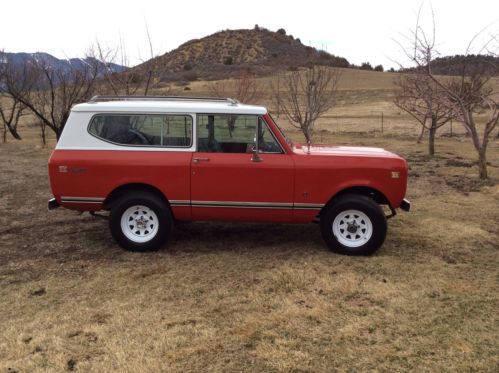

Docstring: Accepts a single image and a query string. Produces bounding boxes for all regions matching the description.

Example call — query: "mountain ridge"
[0,51,127,75]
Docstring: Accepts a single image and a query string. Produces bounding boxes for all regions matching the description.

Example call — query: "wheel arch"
[319,186,390,218]
[103,183,172,213]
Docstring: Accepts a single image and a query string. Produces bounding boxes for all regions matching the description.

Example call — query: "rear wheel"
[109,192,172,252]
[320,194,387,255]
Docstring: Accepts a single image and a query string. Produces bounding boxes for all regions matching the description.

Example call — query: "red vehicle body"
[48,96,410,255]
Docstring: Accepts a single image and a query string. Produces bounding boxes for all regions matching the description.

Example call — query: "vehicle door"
[190,114,294,222]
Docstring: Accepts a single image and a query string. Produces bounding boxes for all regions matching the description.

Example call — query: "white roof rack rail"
[88,95,239,105]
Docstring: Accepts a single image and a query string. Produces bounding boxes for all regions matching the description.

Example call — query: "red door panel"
[190,152,294,222]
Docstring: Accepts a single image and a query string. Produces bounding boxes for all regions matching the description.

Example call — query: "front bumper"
[400,198,411,212]
[48,197,60,210]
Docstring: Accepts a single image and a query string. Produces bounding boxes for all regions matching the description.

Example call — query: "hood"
[292,144,398,158]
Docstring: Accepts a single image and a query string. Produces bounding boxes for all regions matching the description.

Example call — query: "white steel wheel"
[332,209,373,248]
[120,205,159,243]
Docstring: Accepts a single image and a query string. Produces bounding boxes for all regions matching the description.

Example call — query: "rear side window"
[88,114,193,147]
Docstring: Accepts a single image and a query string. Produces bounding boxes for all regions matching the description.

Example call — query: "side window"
[197,114,257,153]
[258,117,283,154]
[88,114,192,147]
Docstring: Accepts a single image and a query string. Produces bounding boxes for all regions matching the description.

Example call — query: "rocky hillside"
[139,27,349,82]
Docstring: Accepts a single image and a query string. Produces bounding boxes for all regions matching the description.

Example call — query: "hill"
[402,54,499,76]
[139,27,349,82]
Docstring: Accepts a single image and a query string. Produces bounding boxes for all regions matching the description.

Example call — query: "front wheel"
[320,194,387,255]
[109,192,173,252]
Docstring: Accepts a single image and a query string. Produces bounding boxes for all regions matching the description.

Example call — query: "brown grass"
[1,69,498,372]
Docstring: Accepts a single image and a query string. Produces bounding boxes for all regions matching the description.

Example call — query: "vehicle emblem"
[71,167,87,173]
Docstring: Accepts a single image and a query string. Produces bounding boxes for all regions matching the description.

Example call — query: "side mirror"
[251,147,262,162]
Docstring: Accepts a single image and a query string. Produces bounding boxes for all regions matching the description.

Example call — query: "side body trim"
[171,200,324,210]
[61,198,324,210]
[61,196,105,204]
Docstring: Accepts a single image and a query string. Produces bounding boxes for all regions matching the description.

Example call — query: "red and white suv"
[48,96,410,255]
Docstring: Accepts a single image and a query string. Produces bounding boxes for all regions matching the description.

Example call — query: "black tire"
[109,192,173,252]
[320,194,387,255]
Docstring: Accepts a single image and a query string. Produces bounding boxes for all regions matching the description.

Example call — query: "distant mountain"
[137,27,350,82]
[0,51,127,76]
[402,54,498,76]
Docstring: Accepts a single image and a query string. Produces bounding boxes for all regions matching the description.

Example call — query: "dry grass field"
[1,69,498,372]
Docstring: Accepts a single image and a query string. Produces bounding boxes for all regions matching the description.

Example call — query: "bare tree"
[441,73,498,178]
[91,25,170,96]
[91,40,157,96]
[2,54,99,139]
[208,71,262,104]
[0,94,26,142]
[274,72,281,118]
[0,52,27,141]
[208,71,263,136]
[271,65,340,148]
[394,73,454,155]
[398,7,498,179]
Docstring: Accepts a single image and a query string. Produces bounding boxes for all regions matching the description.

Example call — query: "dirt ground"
[0,70,498,371]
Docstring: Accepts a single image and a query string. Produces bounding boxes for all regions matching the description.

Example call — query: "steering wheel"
[128,128,151,145]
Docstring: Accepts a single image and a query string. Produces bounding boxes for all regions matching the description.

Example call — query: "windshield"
[268,114,293,147]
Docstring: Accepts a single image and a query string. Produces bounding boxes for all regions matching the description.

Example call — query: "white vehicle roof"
[58,96,268,152]
[72,96,267,115]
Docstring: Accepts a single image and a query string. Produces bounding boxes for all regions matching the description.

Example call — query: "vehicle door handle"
[193,157,210,163]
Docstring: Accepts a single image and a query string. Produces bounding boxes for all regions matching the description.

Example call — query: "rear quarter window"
[88,114,193,147]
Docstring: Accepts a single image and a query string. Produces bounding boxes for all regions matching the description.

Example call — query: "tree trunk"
[3,124,22,141]
[428,123,436,156]
[467,115,490,180]
[11,130,21,140]
[227,117,236,138]
[417,126,425,143]
[10,127,22,140]
[40,123,47,145]
[303,127,312,154]
[478,149,488,180]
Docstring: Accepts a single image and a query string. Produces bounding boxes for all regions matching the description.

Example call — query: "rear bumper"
[400,198,411,212]
[48,197,60,210]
